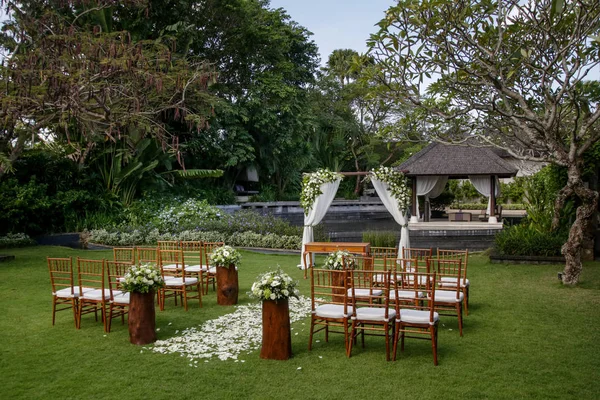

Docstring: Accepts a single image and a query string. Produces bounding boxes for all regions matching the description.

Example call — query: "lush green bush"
[362,231,398,247]
[0,233,37,249]
[498,177,526,204]
[494,224,567,257]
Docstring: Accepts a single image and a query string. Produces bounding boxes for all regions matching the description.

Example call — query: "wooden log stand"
[128,290,157,345]
[260,299,292,360]
[216,265,239,305]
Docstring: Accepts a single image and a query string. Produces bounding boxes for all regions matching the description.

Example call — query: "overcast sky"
[268,0,394,66]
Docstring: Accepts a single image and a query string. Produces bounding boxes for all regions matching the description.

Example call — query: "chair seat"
[440,277,470,287]
[164,277,199,286]
[397,309,439,325]
[53,287,94,298]
[208,267,216,274]
[186,265,202,273]
[313,304,353,319]
[353,307,396,322]
[434,290,465,303]
[112,292,130,304]
[162,263,180,270]
[390,290,425,300]
[348,288,384,297]
[81,288,112,301]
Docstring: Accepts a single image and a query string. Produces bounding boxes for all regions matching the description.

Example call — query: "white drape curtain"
[300,179,341,269]
[416,176,449,220]
[469,175,501,215]
[371,178,410,255]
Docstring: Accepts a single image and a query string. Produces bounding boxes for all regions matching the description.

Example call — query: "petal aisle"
[151,296,313,361]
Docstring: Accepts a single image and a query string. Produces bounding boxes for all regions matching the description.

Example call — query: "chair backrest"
[159,249,187,278]
[371,247,398,269]
[77,258,105,292]
[106,261,131,297]
[158,241,179,250]
[310,268,350,311]
[394,270,436,320]
[204,242,225,266]
[48,257,75,295]
[428,258,462,300]
[180,241,204,265]
[113,247,135,265]
[137,247,159,265]
[403,247,433,261]
[350,256,374,271]
[348,268,392,311]
[437,249,468,282]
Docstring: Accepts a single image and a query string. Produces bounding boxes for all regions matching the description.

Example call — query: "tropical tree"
[366,0,600,284]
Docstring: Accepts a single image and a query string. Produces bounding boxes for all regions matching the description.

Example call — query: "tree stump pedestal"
[260,299,292,360]
[128,290,157,345]
[216,265,239,305]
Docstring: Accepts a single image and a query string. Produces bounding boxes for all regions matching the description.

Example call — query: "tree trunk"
[260,299,292,360]
[557,164,599,285]
[216,265,239,305]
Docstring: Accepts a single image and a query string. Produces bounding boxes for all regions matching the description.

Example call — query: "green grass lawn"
[1,246,599,399]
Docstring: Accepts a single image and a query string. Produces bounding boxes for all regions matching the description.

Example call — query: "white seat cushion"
[186,265,201,273]
[313,304,353,319]
[164,277,199,286]
[162,263,180,270]
[397,309,439,325]
[440,277,470,287]
[81,289,112,301]
[390,290,425,300]
[53,287,92,298]
[208,267,217,274]
[348,288,384,297]
[354,307,396,322]
[435,290,465,303]
[112,292,130,305]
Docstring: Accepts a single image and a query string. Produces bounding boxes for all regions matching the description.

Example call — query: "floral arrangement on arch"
[323,250,356,270]
[250,268,300,301]
[209,245,241,268]
[370,166,411,211]
[300,168,344,215]
[121,264,165,293]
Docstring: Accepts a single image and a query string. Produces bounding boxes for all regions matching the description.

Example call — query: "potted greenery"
[120,264,165,345]
[209,245,241,305]
[323,250,356,302]
[250,268,299,360]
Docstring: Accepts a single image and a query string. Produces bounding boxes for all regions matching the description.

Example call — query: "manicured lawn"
[1,246,599,399]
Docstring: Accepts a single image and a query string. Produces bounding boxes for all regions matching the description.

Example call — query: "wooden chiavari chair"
[180,241,206,292]
[77,258,109,331]
[428,258,465,336]
[309,268,352,354]
[106,261,131,332]
[47,257,81,328]
[393,271,439,365]
[437,249,470,315]
[157,240,179,251]
[370,247,398,270]
[159,249,202,311]
[347,269,395,360]
[137,247,159,266]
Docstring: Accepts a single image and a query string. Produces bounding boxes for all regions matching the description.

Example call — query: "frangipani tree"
[366,0,600,285]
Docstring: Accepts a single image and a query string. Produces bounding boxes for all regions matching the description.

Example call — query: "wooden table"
[302,242,371,278]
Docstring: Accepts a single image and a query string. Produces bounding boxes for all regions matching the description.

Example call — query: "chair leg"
[107,304,114,333]
[183,287,189,311]
[76,301,82,330]
[72,299,79,329]
[308,318,315,351]
[463,287,469,316]
[385,322,390,361]
[52,297,57,326]
[392,323,399,361]
[347,322,356,358]
[457,303,463,337]
[431,326,438,366]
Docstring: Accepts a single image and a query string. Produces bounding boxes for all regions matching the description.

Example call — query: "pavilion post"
[489,175,498,223]
[410,177,418,223]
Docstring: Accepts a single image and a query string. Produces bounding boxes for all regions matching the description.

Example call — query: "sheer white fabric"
[300,179,341,269]
[469,175,501,215]
[416,176,439,221]
[371,178,410,255]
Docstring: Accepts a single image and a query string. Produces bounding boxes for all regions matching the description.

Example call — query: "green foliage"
[494,224,567,257]
[0,233,36,249]
[429,190,455,211]
[362,231,398,248]
[498,178,526,204]
[448,180,481,204]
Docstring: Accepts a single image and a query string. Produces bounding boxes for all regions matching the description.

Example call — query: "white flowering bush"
[300,169,344,215]
[121,264,165,294]
[0,233,36,249]
[209,245,241,268]
[323,250,356,270]
[371,166,411,211]
[250,269,300,301]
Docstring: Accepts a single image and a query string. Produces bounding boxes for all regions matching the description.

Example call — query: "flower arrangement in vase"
[209,245,241,305]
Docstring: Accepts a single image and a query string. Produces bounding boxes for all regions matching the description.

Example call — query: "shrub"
[494,224,567,257]
[0,233,37,249]
[362,231,398,248]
